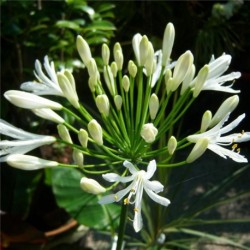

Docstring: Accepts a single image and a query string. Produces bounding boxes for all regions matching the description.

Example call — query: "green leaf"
[55,20,81,31]
[51,167,120,230]
[84,20,116,31]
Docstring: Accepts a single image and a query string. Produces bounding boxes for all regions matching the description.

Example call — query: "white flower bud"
[76,35,92,66]
[132,33,142,65]
[193,65,209,98]
[149,94,159,120]
[114,95,122,111]
[73,149,84,166]
[88,119,103,145]
[209,95,239,128]
[57,72,80,109]
[4,90,62,110]
[96,94,110,116]
[128,60,137,78]
[181,64,196,95]
[166,77,174,94]
[186,137,209,163]
[102,43,110,65]
[32,108,65,124]
[200,110,212,132]
[110,61,118,78]
[80,177,106,194]
[104,66,115,96]
[171,51,194,91]
[139,35,149,66]
[114,43,123,70]
[140,123,158,143]
[162,22,175,67]
[64,69,76,90]
[88,75,97,92]
[122,75,130,92]
[78,129,88,148]
[6,154,58,170]
[87,58,98,78]
[145,42,155,76]
[57,124,72,143]
[168,136,177,155]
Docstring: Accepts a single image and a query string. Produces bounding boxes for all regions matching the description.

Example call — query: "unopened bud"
[110,61,118,78]
[128,60,137,78]
[57,124,72,143]
[32,108,65,124]
[145,42,155,75]
[162,22,175,67]
[209,95,239,128]
[104,66,115,96]
[200,110,212,132]
[78,129,88,148]
[73,149,84,166]
[186,137,209,163]
[168,136,177,155]
[122,75,130,92]
[76,35,92,66]
[96,94,110,116]
[87,58,98,78]
[102,43,110,65]
[114,95,122,111]
[88,119,103,145]
[114,43,123,70]
[171,51,194,91]
[57,72,79,109]
[80,177,106,194]
[149,94,159,120]
[193,65,209,98]
[88,75,97,92]
[140,123,158,143]
[139,35,149,66]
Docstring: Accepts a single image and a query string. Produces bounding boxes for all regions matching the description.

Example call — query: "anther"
[134,208,139,213]
[124,198,129,205]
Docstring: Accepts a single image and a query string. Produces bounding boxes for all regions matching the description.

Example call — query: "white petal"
[208,54,231,79]
[143,180,164,193]
[208,144,247,163]
[132,33,142,65]
[133,209,143,232]
[98,194,116,204]
[220,114,245,135]
[144,159,157,179]
[219,132,250,143]
[123,160,137,174]
[102,173,134,183]
[144,187,171,206]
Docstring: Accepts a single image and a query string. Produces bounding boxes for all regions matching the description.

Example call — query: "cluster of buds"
[1,23,249,232]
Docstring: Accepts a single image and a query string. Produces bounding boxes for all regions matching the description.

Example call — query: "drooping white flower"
[201,54,241,93]
[6,154,58,170]
[20,56,63,96]
[187,113,250,163]
[0,119,56,162]
[99,160,170,232]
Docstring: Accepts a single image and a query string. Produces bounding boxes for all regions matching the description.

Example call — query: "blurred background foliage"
[1,0,250,249]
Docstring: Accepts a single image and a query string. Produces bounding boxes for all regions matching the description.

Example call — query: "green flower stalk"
[1,22,249,240]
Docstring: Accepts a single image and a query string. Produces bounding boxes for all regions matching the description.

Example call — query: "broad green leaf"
[51,167,120,230]
[84,20,116,31]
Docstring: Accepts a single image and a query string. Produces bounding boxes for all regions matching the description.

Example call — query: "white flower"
[201,54,241,93]
[6,154,58,170]
[140,123,158,143]
[20,56,63,96]
[187,113,250,163]
[99,160,170,232]
[0,119,56,162]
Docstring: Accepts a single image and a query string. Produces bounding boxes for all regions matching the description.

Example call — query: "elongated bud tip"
[102,43,110,65]
[76,35,92,66]
[128,60,137,78]
[149,94,159,120]
[57,124,73,144]
[168,136,177,155]
[80,177,106,194]
[200,110,212,132]
[96,94,110,116]
[78,129,88,148]
[73,149,84,166]
[122,75,130,92]
[186,138,209,163]
[114,95,123,111]
[193,65,209,98]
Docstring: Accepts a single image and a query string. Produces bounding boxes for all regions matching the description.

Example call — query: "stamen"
[134,208,139,213]
[114,195,118,201]
[237,148,241,153]
[124,198,129,205]
[232,144,238,151]
[241,130,245,135]
[131,188,136,193]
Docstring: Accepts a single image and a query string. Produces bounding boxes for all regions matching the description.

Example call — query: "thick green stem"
[116,203,128,250]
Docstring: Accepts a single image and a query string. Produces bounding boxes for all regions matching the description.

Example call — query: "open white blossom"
[99,160,170,232]
[201,54,241,93]
[0,119,56,162]
[21,56,63,96]
[187,113,250,163]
